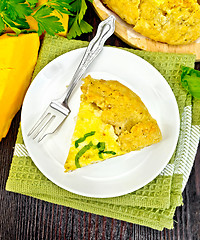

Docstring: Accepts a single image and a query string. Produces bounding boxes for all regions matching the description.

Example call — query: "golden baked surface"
[64,75,162,172]
[102,0,200,45]
[101,0,140,25]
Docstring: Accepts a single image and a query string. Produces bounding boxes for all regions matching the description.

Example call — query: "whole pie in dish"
[101,0,200,45]
[64,75,162,172]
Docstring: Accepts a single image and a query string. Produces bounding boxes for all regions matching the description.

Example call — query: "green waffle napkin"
[6,35,200,230]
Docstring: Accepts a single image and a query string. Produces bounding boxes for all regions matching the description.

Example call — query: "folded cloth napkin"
[6,35,200,231]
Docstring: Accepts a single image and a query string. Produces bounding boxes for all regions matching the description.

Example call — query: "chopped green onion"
[75,131,96,148]
[98,152,104,159]
[74,140,116,168]
[102,151,116,155]
[75,141,93,168]
[96,142,105,152]
[96,142,116,159]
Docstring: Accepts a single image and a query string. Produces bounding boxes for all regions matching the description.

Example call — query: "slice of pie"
[64,75,162,172]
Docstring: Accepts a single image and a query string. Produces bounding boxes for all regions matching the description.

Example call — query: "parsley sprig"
[0,0,93,38]
[67,0,93,39]
[0,0,32,35]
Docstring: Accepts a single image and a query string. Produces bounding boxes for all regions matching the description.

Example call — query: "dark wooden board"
[0,4,200,240]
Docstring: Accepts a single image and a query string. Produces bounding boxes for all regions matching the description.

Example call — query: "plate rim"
[21,46,180,198]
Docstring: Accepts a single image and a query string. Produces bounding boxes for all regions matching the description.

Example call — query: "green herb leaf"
[0,16,5,34]
[78,0,87,23]
[7,29,37,36]
[67,17,92,39]
[181,66,200,99]
[46,0,72,14]
[96,141,116,159]
[102,151,116,155]
[0,0,31,34]
[75,141,93,168]
[75,131,95,148]
[0,1,7,12]
[27,0,38,8]
[98,152,103,159]
[1,14,23,35]
[67,16,82,39]
[70,0,81,12]
[96,142,105,152]
[79,19,92,33]
[67,0,93,39]
[0,0,92,38]
[6,0,33,20]
[33,5,64,36]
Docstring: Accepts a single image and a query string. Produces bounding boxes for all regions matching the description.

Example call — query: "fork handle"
[62,15,116,106]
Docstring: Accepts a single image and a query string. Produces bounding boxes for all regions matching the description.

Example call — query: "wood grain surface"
[0,4,200,240]
[93,0,200,62]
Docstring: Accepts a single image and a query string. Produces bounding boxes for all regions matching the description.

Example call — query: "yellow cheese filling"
[64,75,162,172]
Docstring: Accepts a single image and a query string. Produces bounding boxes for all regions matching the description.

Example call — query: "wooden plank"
[93,0,200,62]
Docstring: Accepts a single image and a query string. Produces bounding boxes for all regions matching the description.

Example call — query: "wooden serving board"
[93,0,200,61]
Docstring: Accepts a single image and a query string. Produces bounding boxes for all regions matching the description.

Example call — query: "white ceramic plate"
[21,47,180,198]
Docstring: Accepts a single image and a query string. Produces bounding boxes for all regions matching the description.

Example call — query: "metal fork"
[28,15,116,142]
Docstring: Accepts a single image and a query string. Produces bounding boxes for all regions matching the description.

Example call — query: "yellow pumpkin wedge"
[0,33,40,141]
